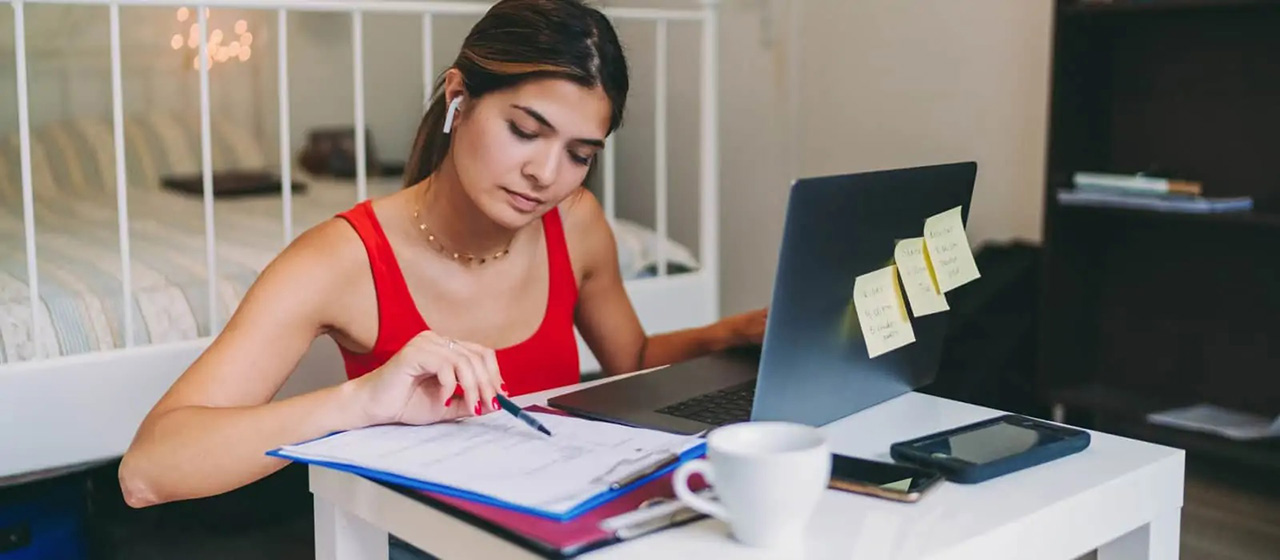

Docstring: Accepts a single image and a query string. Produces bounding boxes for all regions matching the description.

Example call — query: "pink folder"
[388,406,709,558]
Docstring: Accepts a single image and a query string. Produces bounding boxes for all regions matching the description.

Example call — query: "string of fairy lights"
[169,7,254,69]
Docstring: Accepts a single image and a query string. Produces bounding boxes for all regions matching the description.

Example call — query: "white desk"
[309,369,1185,560]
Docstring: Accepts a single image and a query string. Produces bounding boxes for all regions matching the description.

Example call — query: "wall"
[715,0,1055,315]
[794,0,1053,247]
[588,0,794,317]
[705,0,794,315]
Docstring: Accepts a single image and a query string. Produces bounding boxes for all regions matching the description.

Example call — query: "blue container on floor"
[0,478,87,560]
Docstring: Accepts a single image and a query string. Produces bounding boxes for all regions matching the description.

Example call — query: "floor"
[1073,458,1280,560]
[1179,473,1280,560]
[102,513,315,560]
[78,458,1280,560]
[83,462,318,560]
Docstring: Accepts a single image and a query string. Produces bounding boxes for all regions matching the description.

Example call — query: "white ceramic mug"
[672,422,831,548]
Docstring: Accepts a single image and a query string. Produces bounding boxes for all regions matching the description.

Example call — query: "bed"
[0,113,703,365]
[0,0,722,481]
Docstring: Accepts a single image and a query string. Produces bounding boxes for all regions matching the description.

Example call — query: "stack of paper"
[271,412,703,519]
[1147,403,1280,441]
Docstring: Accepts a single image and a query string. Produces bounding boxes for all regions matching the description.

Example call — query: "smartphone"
[828,454,943,503]
[890,414,1091,484]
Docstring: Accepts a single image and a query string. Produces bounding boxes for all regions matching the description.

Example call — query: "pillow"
[610,219,649,279]
[611,218,701,276]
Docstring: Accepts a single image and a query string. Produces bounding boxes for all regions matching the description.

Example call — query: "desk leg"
[314,495,390,560]
[1097,507,1181,560]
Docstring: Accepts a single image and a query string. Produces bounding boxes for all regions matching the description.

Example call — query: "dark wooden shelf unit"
[1060,0,1280,15]
[1051,384,1280,471]
[1038,1,1280,465]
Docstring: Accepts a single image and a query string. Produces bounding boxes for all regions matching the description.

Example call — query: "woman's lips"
[503,188,543,212]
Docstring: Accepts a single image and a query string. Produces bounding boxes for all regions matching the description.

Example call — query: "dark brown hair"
[403,0,629,187]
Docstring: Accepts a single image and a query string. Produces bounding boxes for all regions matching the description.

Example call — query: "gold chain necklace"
[412,181,512,266]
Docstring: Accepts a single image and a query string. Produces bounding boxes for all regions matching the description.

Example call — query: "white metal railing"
[351,10,367,203]
[420,13,433,124]
[108,2,134,346]
[654,19,668,276]
[11,1,38,351]
[699,0,718,295]
[5,0,719,356]
[197,5,217,330]
[277,8,291,245]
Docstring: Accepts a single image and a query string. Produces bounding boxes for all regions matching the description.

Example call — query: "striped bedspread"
[0,176,404,364]
[0,112,699,365]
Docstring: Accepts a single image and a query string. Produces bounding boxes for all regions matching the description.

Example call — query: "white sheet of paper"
[894,237,949,317]
[852,265,916,358]
[923,206,981,292]
[277,412,699,514]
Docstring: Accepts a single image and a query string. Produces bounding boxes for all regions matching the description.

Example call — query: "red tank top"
[334,200,580,396]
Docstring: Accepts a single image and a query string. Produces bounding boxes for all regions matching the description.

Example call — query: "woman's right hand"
[349,331,507,427]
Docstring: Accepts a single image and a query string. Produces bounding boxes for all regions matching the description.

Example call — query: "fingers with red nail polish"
[352,330,504,426]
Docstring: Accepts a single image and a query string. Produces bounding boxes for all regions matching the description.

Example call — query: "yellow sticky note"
[852,265,916,359]
[923,206,981,292]
[893,238,949,317]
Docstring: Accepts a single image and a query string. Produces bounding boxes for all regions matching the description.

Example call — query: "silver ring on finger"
[447,338,456,350]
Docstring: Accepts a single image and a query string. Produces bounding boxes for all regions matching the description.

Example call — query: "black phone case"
[889,414,1091,484]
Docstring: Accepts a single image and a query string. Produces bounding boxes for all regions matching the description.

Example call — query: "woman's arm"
[564,191,767,376]
[632,307,766,370]
[118,221,373,507]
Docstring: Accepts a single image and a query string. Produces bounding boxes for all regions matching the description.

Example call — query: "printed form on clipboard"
[269,412,705,521]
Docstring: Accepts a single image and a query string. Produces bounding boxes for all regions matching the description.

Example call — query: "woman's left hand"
[719,307,768,347]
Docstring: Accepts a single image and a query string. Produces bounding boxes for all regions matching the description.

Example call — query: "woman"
[118,0,765,512]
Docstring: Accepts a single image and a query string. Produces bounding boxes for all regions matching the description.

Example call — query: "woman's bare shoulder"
[245,215,373,329]
[556,189,615,273]
[278,217,370,278]
[558,189,610,240]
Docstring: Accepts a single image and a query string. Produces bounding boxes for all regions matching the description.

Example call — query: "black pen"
[494,394,553,436]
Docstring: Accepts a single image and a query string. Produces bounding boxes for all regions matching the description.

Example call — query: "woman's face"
[448,75,611,230]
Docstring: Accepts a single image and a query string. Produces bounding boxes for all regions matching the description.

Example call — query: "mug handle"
[673,459,729,521]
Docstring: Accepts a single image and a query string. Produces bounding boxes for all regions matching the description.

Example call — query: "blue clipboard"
[267,436,706,523]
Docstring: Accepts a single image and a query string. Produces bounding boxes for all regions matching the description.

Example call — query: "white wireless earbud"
[443,97,462,133]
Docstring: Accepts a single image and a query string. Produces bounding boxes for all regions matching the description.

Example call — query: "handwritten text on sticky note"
[894,237,949,317]
[923,206,981,292]
[852,265,916,358]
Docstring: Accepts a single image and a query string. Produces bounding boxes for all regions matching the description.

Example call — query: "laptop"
[549,162,978,434]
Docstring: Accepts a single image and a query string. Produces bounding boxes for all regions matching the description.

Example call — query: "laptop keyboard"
[656,380,756,426]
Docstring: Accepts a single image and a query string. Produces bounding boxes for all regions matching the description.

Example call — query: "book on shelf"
[1060,171,1252,213]
[1056,189,1254,213]
[1072,171,1203,197]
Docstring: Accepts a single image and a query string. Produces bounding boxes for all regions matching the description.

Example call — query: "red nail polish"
[474,402,482,415]
[500,383,507,393]
[444,397,453,407]
[492,397,499,410]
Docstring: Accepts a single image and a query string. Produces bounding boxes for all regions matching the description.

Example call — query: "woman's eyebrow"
[512,104,605,147]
